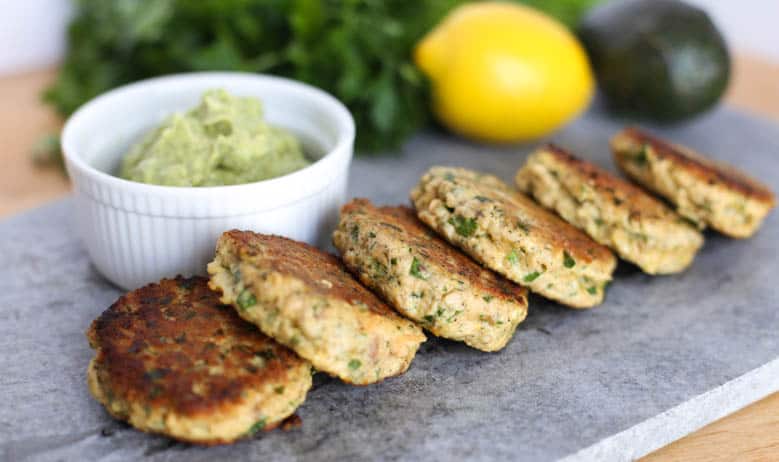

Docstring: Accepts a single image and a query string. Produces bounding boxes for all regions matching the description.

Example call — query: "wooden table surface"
[1,56,777,460]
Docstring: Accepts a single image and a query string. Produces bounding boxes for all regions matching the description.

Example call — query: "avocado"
[578,0,730,122]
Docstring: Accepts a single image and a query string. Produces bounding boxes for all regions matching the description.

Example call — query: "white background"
[687,0,779,61]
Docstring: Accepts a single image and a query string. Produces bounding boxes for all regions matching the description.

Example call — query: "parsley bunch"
[45,0,598,152]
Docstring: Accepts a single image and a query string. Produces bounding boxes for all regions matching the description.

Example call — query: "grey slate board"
[1,106,778,462]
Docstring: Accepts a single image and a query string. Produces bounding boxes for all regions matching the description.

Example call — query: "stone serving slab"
[1,106,777,461]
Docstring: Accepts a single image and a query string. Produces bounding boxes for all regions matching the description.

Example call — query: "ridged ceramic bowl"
[62,72,355,290]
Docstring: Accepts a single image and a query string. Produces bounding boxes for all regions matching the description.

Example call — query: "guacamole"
[119,89,310,186]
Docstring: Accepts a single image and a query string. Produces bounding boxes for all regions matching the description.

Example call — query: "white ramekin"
[62,72,355,290]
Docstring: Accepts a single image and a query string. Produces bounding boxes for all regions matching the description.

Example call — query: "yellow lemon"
[415,2,594,143]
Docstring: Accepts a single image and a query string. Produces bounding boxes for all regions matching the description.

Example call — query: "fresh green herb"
[368,231,376,238]
[351,224,360,242]
[410,257,427,280]
[423,314,435,324]
[523,272,541,282]
[390,258,397,265]
[474,195,492,203]
[448,215,477,237]
[594,218,605,226]
[43,0,600,156]
[348,359,362,370]
[587,286,598,295]
[563,251,576,268]
[237,289,257,310]
[444,172,455,182]
[506,249,519,265]
[274,386,285,394]
[436,307,445,317]
[246,417,267,436]
[483,295,493,302]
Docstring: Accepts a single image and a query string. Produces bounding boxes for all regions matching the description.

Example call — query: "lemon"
[414,2,594,143]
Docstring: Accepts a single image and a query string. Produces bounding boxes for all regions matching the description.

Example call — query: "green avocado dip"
[119,89,310,186]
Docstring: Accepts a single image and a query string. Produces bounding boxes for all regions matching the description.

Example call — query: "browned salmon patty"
[333,199,528,352]
[86,276,312,445]
[208,231,426,385]
[516,144,704,274]
[411,166,616,308]
[612,127,775,238]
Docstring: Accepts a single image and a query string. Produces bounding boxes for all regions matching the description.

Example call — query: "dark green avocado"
[578,0,730,121]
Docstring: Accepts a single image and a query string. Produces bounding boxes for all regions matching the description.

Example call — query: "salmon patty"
[611,127,775,238]
[86,276,312,445]
[411,167,616,308]
[333,199,528,351]
[516,145,704,274]
[208,231,426,385]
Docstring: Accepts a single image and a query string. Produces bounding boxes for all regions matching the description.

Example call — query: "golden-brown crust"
[219,231,396,318]
[541,144,680,220]
[87,276,304,419]
[470,174,614,267]
[620,127,775,204]
[341,199,527,306]
[415,166,614,267]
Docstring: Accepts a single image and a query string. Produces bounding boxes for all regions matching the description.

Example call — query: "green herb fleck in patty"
[448,215,477,237]
[563,251,576,268]
[410,257,427,280]
[523,271,541,282]
[237,289,257,310]
[348,359,362,370]
[246,417,267,436]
